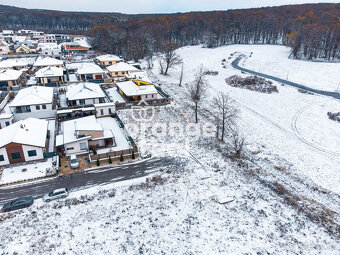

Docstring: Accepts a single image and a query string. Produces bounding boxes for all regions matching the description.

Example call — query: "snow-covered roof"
[0,113,13,120]
[116,81,158,96]
[66,82,106,101]
[0,59,29,69]
[0,117,48,148]
[107,62,139,73]
[126,71,152,84]
[0,69,22,81]
[37,43,59,50]
[96,54,122,62]
[33,56,63,67]
[35,66,63,78]
[77,63,105,75]
[10,86,54,107]
[58,115,104,145]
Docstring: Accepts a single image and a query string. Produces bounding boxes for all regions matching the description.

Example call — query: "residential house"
[96,54,123,67]
[107,62,139,78]
[43,34,56,43]
[37,43,62,59]
[0,117,48,166]
[66,82,106,106]
[56,115,115,155]
[0,40,10,55]
[9,86,54,114]
[15,44,37,54]
[17,30,31,36]
[33,56,64,69]
[0,69,23,89]
[0,114,14,129]
[0,59,30,71]
[62,43,89,54]
[76,63,105,82]
[116,80,160,102]
[95,102,116,118]
[35,66,64,87]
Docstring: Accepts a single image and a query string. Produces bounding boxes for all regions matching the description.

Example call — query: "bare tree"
[159,40,182,75]
[211,92,238,141]
[230,127,246,157]
[178,62,184,86]
[189,65,209,123]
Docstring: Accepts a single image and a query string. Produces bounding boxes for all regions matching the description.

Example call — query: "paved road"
[0,156,188,205]
[231,56,340,100]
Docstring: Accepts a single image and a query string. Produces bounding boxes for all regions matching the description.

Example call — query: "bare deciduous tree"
[211,92,238,141]
[189,65,209,123]
[158,40,182,75]
[230,127,246,157]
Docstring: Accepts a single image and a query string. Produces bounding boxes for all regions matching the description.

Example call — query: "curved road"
[0,156,190,205]
[231,56,340,100]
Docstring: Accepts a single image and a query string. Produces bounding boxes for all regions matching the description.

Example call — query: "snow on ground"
[237,45,340,92]
[157,45,340,194]
[0,158,53,185]
[106,87,126,103]
[68,73,79,82]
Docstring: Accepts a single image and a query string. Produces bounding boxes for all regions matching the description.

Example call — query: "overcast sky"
[1,0,339,14]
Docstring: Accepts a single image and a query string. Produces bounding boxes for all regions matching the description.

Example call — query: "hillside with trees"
[0,3,339,61]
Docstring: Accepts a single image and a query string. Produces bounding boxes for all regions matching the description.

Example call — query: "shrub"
[96,159,100,166]
[108,156,112,164]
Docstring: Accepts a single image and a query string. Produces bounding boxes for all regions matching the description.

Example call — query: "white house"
[37,43,62,59]
[0,117,48,166]
[76,63,105,81]
[33,56,64,69]
[116,80,160,102]
[66,82,106,106]
[0,114,14,129]
[107,62,139,78]
[56,115,115,155]
[0,58,30,71]
[35,66,64,86]
[0,40,10,55]
[95,102,116,117]
[9,86,54,114]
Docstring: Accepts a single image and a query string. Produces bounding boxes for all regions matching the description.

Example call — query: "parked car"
[70,154,79,169]
[43,188,69,202]
[2,196,34,212]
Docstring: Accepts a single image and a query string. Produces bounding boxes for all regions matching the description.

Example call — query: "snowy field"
[163,45,340,194]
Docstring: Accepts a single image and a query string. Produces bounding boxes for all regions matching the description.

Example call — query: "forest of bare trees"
[0,3,339,61]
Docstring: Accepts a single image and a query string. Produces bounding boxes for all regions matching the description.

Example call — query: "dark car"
[2,196,34,212]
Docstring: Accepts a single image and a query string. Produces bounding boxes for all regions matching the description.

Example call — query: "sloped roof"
[96,54,122,62]
[0,117,48,148]
[0,69,22,81]
[10,86,54,107]
[66,82,105,101]
[107,62,139,73]
[33,56,63,67]
[76,63,105,75]
[116,80,158,96]
[35,66,63,78]
[0,59,29,69]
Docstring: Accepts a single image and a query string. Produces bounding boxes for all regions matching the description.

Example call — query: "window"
[100,109,104,115]
[28,150,37,157]
[36,105,40,110]
[0,155,4,162]
[115,72,118,75]
[93,99,96,104]
[25,105,31,112]
[11,152,21,160]
[145,95,148,99]
[152,94,154,98]
[42,104,46,109]
[5,121,10,126]
[66,147,74,151]
[79,99,85,105]
[80,142,87,150]
[108,108,112,115]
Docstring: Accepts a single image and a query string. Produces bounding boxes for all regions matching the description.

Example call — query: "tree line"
[0,3,339,61]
